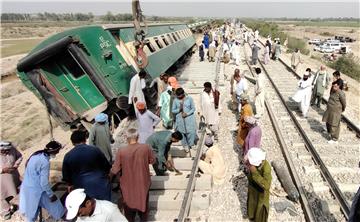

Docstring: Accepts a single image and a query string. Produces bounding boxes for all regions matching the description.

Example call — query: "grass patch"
[310,55,322,62]
[1,38,43,58]
[328,54,360,81]
[293,21,360,27]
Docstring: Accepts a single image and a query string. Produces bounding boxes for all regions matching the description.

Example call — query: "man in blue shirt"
[19,141,65,222]
[62,130,111,201]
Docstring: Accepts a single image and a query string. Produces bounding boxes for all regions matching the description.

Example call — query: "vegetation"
[1,39,44,58]
[287,37,310,55]
[1,13,94,22]
[242,20,309,55]
[328,54,360,81]
[320,31,333,36]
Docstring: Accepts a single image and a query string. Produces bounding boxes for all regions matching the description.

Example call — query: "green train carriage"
[16,23,196,128]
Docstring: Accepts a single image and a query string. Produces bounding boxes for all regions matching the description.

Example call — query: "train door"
[41,49,106,114]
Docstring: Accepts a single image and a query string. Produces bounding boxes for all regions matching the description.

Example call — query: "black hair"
[172,131,183,140]
[25,140,62,167]
[79,195,92,208]
[306,68,311,72]
[71,130,87,145]
[203,82,212,88]
[332,79,342,86]
[295,48,299,53]
[175,88,185,97]
[333,70,341,77]
[139,70,147,78]
[127,106,137,121]
[255,67,261,74]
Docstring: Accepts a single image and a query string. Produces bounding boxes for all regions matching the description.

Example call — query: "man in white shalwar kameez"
[230,41,241,66]
[235,72,248,112]
[292,69,314,118]
[200,82,222,141]
[254,68,266,118]
[128,70,147,105]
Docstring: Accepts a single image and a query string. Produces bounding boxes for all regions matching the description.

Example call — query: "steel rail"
[256,38,360,138]
[176,37,222,222]
[242,44,316,222]
[244,38,350,219]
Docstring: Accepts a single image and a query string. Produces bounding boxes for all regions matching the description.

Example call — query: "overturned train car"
[17,24,196,128]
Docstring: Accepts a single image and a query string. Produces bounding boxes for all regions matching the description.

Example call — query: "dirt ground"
[278,24,360,60]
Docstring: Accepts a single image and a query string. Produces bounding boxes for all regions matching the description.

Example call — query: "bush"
[349,29,355,33]
[287,36,310,55]
[328,54,360,81]
[320,32,333,36]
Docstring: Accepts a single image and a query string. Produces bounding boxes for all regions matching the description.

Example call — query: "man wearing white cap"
[246,147,271,222]
[89,113,113,163]
[0,141,22,220]
[65,188,127,222]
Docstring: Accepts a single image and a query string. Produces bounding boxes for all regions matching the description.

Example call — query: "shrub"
[320,31,333,36]
[349,29,355,33]
[287,36,310,55]
[328,54,360,81]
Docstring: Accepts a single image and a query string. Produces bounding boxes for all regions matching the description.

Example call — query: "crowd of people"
[0,22,357,222]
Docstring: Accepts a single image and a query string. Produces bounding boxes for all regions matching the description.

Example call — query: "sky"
[1,1,359,18]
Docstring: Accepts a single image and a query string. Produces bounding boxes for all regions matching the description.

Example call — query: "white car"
[315,42,345,53]
[308,39,321,45]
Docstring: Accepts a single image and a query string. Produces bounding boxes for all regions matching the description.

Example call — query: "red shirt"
[111,143,155,212]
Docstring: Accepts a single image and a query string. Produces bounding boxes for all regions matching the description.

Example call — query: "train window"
[176,32,181,40]
[166,34,174,44]
[145,40,156,53]
[58,50,86,79]
[161,35,169,46]
[172,33,178,42]
[154,37,163,49]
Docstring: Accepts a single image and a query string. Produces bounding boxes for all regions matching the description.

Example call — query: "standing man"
[243,116,262,156]
[65,189,127,222]
[135,101,161,143]
[311,65,331,108]
[291,69,314,118]
[110,128,156,222]
[237,94,253,147]
[208,41,217,62]
[235,72,248,112]
[246,147,272,222]
[322,80,346,144]
[291,48,302,72]
[62,130,112,201]
[88,113,113,163]
[251,41,261,65]
[146,131,183,175]
[200,82,221,141]
[230,41,241,66]
[332,70,344,90]
[0,142,22,220]
[19,141,65,222]
[128,70,147,105]
[150,73,169,104]
[274,41,281,60]
[172,88,198,152]
[199,41,205,62]
[263,41,271,65]
[230,69,240,111]
[254,67,265,118]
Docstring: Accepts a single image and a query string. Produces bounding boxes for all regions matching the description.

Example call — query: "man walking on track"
[200,82,221,141]
[254,68,265,118]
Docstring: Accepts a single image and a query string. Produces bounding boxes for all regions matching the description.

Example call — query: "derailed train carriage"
[16,23,196,128]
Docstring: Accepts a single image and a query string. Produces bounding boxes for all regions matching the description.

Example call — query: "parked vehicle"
[340,46,352,54]
[314,41,345,53]
[308,39,321,45]
[335,36,356,43]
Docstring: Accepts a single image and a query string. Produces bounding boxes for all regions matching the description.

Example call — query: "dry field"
[278,23,360,59]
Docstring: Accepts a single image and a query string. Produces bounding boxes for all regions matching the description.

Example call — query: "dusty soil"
[278,24,360,60]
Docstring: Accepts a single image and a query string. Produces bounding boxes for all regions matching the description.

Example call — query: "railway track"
[242,37,359,221]
[146,41,222,221]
